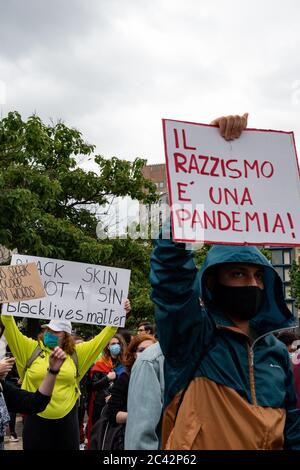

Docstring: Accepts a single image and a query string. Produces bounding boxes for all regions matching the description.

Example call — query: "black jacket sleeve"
[91,371,110,391]
[106,372,129,424]
[2,380,51,414]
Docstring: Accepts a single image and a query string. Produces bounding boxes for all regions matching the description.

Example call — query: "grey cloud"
[0,0,103,59]
[1,0,300,164]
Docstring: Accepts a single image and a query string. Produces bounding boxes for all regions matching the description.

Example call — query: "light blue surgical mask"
[44,331,59,349]
[109,344,121,357]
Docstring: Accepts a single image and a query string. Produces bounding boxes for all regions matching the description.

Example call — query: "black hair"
[137,322,155,335]
[277,331,298,346]
[117,327,133,346]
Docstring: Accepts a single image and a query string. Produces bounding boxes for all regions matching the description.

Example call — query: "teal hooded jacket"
[150,231,300,450]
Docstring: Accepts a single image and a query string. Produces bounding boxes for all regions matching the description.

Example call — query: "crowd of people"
[0,312,159,450]
[1,114,300,451]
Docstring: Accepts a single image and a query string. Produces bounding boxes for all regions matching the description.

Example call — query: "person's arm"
[3,347,66,414]
[75,326,117,380]
[76,299,131,380]
[125,358,163,450]
[0,315,37,378]
[150,113,248,362]
[106,372,129,424]
[150,223,208,362]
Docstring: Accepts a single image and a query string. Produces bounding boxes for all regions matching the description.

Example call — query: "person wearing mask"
[277,332,300,409]
[0,347,66,450]
[87,333,127,447]
[150,113,300,450]
[277,331,298,359]
[1,299,131,450]
[125,341,164,450]
[90,333,156,450]
[101,334,156,450]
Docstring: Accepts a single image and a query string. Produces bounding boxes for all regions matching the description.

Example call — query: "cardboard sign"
[2,255,131,327]
[0,263,46,304]
[163,119,300,245]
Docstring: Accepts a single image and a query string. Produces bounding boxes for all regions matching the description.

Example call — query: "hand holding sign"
[210,113,248,140]
[163,115,300,245]
[2,255,131,328]
[124,298,131,316]
[0,263,46,304]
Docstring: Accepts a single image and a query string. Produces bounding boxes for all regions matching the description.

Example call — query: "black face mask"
[211,283,265,320]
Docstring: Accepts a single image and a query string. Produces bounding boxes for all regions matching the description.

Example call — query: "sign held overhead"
[2,255,131,327]
[163,119,300,245]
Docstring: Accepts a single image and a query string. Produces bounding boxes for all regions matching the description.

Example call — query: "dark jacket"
[1,380,50,414]
[150,233,300,450]
[107,371,129,424]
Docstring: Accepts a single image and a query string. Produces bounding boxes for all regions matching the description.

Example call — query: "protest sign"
[0,263,45,304]
[163,119,300,245]
[2,255,131,327]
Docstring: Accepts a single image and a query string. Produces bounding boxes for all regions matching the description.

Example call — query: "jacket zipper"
[247,325,293,406]
[247,344,257,405]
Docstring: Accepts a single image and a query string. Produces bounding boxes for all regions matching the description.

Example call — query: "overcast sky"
[1,0,300,167]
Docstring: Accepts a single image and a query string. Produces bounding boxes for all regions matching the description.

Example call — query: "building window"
[159,182,164,188]
[284,268,290,282]
[284,251,291,265]
[272,251,283,265]
[274,266,284,281]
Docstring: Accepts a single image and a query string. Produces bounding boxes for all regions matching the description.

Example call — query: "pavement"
[4,414,88,451]
[4,415,23,451]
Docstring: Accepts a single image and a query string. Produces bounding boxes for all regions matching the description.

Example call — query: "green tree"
[0,111,158,335]
[291,259,300,308]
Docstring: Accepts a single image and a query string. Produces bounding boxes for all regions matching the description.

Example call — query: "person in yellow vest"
[0,347,66,450]
[1,299,130,450]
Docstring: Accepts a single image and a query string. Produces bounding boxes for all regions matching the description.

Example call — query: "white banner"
[2,255,131,327]
[163,119,300,245]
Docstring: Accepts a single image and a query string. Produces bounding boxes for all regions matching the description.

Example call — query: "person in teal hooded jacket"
[150,114,300,450]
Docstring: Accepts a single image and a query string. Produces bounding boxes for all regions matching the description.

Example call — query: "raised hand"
[210,113,248,141]
[48,347,66,372]
[124,298,131,315]
[0,356,15,379]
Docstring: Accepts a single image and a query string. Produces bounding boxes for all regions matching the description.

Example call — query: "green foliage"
[0,111,159,334]
[290,259,300,308]
[194,244,211,268]
[260,247,271,261]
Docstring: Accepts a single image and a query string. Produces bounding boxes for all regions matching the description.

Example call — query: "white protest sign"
[2,255,131,327]
[163,119,300,245]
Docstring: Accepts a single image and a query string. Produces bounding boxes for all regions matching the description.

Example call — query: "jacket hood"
[198,244,295,334]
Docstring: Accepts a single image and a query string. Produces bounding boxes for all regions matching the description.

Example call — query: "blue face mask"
[109,344,121,357]
[44,331,59,349]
